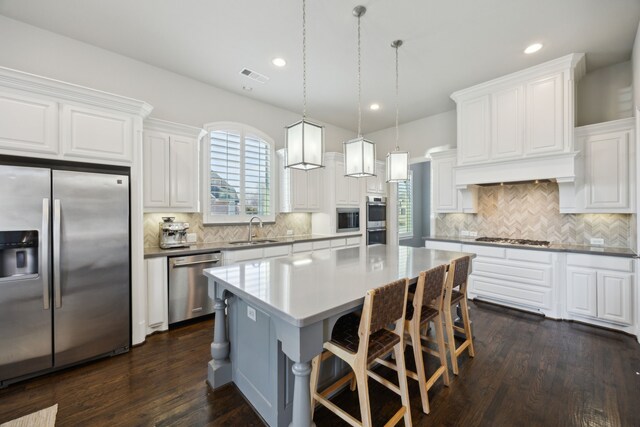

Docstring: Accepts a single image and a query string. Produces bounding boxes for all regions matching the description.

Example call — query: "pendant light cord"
[394,43,400,151]
[357,12,362,137]
[302,0,307,119]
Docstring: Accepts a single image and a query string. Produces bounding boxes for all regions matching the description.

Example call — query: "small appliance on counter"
[159,217,190,249]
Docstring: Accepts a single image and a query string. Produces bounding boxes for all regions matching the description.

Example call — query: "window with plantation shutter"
[204,123,274,223]
[397,171,413,239]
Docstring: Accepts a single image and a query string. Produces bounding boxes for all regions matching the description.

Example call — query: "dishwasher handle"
[171,258,221,268]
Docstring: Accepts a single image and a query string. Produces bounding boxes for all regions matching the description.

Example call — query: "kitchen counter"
[144,232,363,258]
[423,236,637,258]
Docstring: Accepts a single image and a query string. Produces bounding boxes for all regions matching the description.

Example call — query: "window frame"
[397,170,414,240]
[201,121,276,224]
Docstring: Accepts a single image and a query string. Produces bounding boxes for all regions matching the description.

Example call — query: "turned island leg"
[290,361,315,427]
[207,293,232,389]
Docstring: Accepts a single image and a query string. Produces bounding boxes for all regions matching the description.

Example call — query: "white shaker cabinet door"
[306,167,323,211]
[566,267,598,318]
[61,104,133,164]
[143,131,171,208]
[524,73,564,155]
[347,175,361,206]
[291,167,308,210]
[432,154,458,212]
[0,91,59,156]
[596,271,633,325]
[169,135,199,210]
[334,160,349,206]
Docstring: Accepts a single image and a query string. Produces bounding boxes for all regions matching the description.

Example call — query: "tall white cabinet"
[277,149,324,212]
[143,118,204,212]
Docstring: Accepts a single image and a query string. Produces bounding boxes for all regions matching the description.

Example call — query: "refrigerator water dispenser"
[0,230,38,280]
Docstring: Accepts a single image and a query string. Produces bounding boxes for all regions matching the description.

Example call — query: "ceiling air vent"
[239,68,270,84]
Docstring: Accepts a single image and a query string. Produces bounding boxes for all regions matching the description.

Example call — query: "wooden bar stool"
[443,256,475,375]
[309,279,412,427]
[375,265,450,414]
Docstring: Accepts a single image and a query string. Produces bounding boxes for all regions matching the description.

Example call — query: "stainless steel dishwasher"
[168,252,222,324]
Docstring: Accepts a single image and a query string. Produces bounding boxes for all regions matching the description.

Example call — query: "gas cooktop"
[475,237,551,247]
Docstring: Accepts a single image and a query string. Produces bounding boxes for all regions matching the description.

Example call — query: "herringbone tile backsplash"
[144,213,311,248]
[435,182,632,248]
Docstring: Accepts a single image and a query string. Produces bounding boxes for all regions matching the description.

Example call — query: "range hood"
[455,151,580,211]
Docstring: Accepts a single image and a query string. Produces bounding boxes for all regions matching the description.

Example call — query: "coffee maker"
[159,217,190,249]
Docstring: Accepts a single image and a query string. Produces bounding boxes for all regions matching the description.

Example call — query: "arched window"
[202,122,275,223]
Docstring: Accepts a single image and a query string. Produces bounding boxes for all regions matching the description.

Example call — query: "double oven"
[366,196,386,245]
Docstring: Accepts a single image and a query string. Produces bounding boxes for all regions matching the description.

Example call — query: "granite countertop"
[204,244,475,327]
[423,235,637,258]
[144,232,363,258]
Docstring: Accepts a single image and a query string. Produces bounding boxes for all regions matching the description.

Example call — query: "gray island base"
[204,245,474,427]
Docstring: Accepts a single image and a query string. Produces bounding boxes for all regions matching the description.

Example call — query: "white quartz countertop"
[204,244,474,327]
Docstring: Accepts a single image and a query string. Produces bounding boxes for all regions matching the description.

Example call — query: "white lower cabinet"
[145,257,169,334]
[464,244,559,317]
[566,254,633,327]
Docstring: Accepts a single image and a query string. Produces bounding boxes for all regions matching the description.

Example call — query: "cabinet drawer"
[424,241,462,252]
[264,245,290,258]
[566,254,633,272]
[506,248,553,264]
[292,242,313,253]
[331,238,347,248]
[313,240,331,250]
[228,248,264,262]
[470,275,552,310]
[346,237,361,246]
[462,244,505,258]
[471,260,552,288]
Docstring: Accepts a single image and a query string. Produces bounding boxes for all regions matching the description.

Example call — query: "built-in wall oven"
[336,208,360,233]
[366,196,387,245]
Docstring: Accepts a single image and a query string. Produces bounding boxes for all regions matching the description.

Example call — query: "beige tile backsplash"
[435,182,632,248]
[144,212,311,248]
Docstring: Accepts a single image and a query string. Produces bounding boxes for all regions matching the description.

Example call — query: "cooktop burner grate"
[475,237,551,247]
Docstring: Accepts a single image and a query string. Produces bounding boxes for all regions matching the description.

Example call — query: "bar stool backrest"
[450,256,471,295]
[421,264,447,310]
[367,279,407,334]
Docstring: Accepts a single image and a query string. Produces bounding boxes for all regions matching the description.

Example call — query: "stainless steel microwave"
[336,208,360,232]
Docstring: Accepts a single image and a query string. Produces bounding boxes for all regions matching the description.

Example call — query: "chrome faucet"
[248,216,263,242]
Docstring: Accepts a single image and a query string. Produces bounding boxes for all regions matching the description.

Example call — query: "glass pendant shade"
[386,150,409,182]
[285,119,324,170]
[344,137,376,177]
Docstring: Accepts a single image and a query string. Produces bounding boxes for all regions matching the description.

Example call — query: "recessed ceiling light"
[369,103,380,111]
[272,57,286,67]
[524,43,543,54]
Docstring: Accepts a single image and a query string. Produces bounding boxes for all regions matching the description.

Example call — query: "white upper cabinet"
[524,73,564,155]
[61,104,133,163]
[574,118,635,213]
[334,159,361,207]
[431,150,459,212]
[0,67,152,166]
[143,118,203,212]
[278,149,324,212]
[457,95,491,165]
[451,54,584,167]
[0,90,58,156]
[491,85,523,160]
[365,161,386,195]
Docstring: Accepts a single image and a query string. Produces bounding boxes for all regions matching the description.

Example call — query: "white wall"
[0,15,354,151]
[366,110,457,160]
[577,60,633,126]
[634,21,640,111]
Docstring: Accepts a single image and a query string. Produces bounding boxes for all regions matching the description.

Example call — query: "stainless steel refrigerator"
[0,163,130,386]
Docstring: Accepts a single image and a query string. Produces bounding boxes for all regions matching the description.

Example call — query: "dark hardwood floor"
[1,301,639,426]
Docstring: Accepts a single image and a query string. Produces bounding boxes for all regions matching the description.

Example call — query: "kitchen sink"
[228,239,279,245]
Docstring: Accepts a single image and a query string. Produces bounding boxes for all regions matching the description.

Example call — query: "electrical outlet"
[186,233,197,243]
[469,231,478,237]
[460,230,470,237]
[247,306,257,322]
[590,238,604,246]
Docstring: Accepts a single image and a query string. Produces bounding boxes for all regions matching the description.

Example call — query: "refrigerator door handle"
[53,199,62,309]
[42,198,50,310]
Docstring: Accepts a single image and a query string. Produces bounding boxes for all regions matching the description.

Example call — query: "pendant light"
[343,5,376,178]
[285,0,324,170]
[386,40,409,182]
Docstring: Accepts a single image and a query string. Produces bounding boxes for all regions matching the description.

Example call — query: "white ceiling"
[1,0,639,133]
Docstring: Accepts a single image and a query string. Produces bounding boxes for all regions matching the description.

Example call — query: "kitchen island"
[203,244,474,427]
